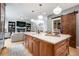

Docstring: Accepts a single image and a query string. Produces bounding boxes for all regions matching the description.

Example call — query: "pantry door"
[61,13,76,48]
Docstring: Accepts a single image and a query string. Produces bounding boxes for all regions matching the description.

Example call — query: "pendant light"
[38,4,43,19]
[53,6,62,15]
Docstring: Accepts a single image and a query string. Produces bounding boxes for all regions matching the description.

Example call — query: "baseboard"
[76,46,79,48]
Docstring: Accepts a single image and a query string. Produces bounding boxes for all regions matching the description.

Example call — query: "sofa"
[11,32,25,42]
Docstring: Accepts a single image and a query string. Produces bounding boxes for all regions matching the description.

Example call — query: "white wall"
[43,16,47,32]
[5,19,8,32]
[47,18,52,32]
[76,12,79,47]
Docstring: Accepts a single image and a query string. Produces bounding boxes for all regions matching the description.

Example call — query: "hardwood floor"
[0,38,79,56]
[0,47,9,56]
[69,47,79,56]
[0,38,32,56]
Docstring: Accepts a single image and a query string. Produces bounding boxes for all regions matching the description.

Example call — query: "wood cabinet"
[40,40,54,56]
[25,35,40,55]
[32,37,40,56]
[61,13,76,48]
[25,35,29,48]
[26,35,33,53]
[54,40,69,56]
[25,35,69,56]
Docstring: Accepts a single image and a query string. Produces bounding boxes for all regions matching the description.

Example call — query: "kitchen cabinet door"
[28,37,33,53]
[25,35,29,48]
[40,40,54,56]
[32,37,40,56]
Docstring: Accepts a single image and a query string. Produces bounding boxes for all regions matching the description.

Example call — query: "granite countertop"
[24,32,71,44]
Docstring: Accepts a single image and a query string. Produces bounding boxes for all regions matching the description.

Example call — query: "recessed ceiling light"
[32,10,35,12]
[39,4,42,6]
[38,15,43,19]
[31,19,35,22]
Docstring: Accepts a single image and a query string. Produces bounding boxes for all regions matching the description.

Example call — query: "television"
[17,21,26,27]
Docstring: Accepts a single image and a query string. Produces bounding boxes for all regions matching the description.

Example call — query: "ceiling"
[6,3,79,20]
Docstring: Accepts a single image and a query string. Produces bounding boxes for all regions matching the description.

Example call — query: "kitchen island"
[24,32,71,56]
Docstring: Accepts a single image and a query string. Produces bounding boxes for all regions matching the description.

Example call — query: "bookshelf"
[8,21,15,33]
[26,23,31,32]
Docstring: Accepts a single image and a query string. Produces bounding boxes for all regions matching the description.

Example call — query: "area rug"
[8,44,32,56]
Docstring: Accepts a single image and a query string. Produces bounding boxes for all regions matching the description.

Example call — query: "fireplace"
[17,28,26,32]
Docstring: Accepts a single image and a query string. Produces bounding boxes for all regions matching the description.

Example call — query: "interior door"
[61,13,76,48]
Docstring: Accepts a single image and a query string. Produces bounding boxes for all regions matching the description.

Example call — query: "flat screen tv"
[17,21,26,27]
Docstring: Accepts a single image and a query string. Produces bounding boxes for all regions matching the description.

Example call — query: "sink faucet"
[36,27,40,34]
[36,24,40,34]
